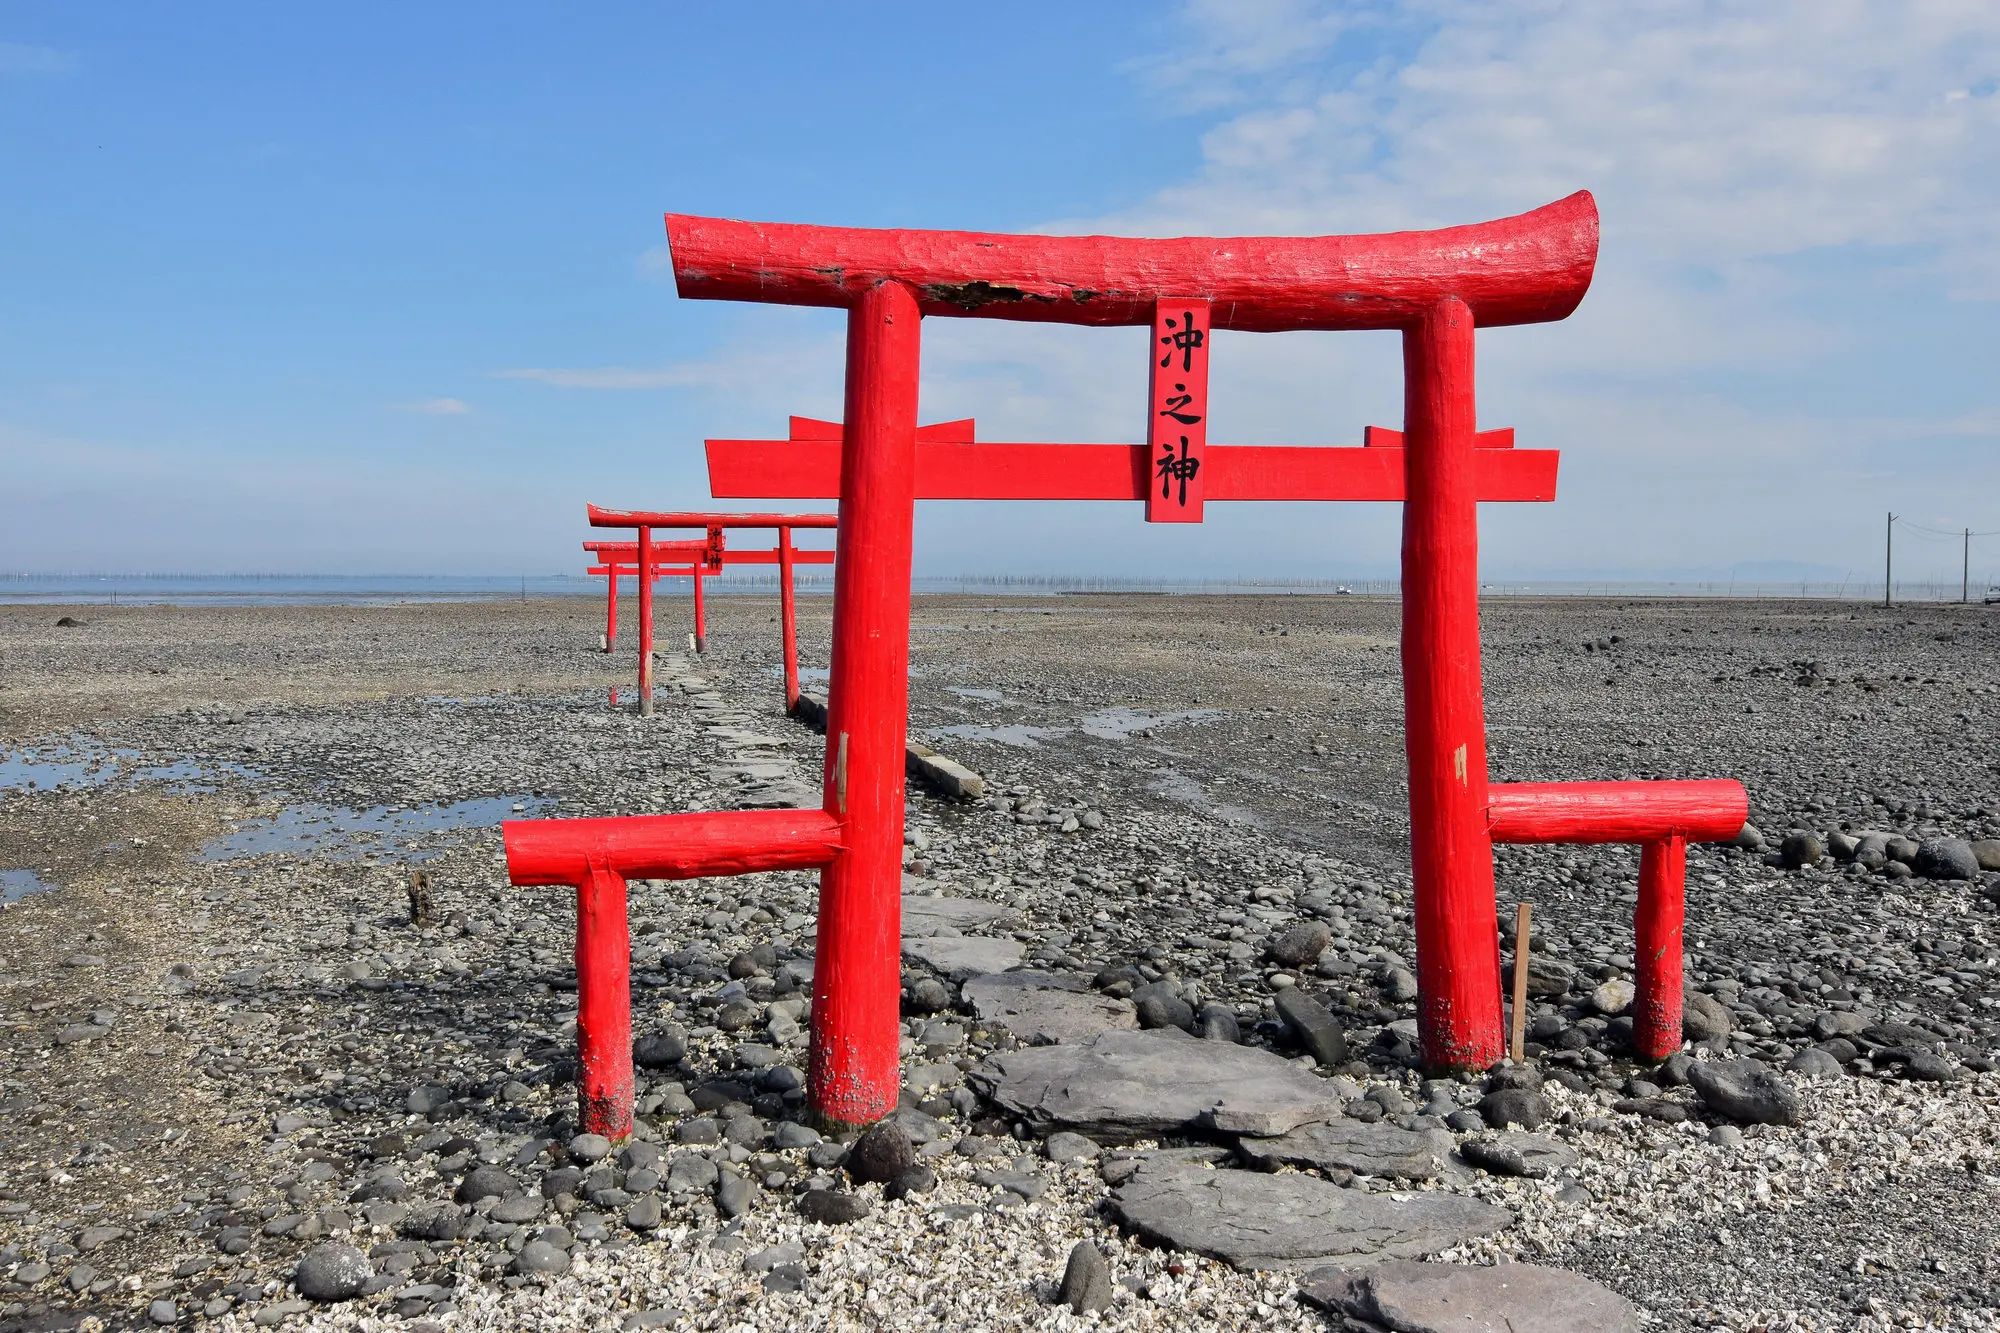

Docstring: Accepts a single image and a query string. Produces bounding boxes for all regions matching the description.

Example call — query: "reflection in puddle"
[201,796,551,863]
[926,724,1068,750]
[0,870,54,905]
[2,738,259,794]
[0,744,122,793]
[763,667,831,683]
[1077,707,1220,740]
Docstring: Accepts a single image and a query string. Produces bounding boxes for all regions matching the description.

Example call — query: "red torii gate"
[584,536,834,705]
[505,193,1748,1140]
[583,512,837,723]
[586,537,707,654]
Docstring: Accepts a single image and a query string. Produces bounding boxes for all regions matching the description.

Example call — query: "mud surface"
[0,594,1996,1331]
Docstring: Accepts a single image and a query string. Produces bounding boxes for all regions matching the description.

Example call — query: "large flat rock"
[967,1028,1346,1141]
[900,935,1025,980]
[1299,1259,1639,1332]
[961,970,1137,1045]
[899,893,1018,939]
[1236,1119,1462,1181]
[1111,1159,1512,1271]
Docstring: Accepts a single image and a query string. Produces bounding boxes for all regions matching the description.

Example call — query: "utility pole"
[1884,512,1894,607]
[1964,528,1972,603]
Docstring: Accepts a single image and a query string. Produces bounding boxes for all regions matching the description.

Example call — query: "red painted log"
[1634,836,1687,1062]
[704,439,1559,503]
[664,193,1600,332]
[779,526,800,709]
[811,280,920,1132]
[603,569,618,653]
[636,527,654,717]
[504,807,844,887]
[575,860,633,1141]
[1486,780,1747,844]
[589,507,838,530]
[693,563,707,654]
[1401,297,1505,1074]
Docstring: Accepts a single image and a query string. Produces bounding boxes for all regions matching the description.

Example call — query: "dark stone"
[294,1244,371,1302]
[1681,993,1733,1043]
[540,1167,584,1200]
[1299,1259,1640,1331]
[883,1166,938,1201]
[1786,1047,1843,1079]
[1915,839,1980,881]
[1687,1058,1801,1126]
[798,1190,871,1224]
[512,1240,571,1275]
[1196,1003,1242,1043]
[1057,1240,1114,1314]
[455,1166,517,1204]
[1779,832,1823,869]
[399,1204,462,1242]
[845,1122,919,1184]
[1136,994,1195,1032]
[1267,921,1333,969]
[1478,1088,1548,1130]
[633,1027,687,1069]
[1459,1133,1579,1178]
[1274,987,1348,1066]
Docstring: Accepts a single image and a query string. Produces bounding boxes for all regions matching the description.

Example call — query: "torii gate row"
[582,513,837,720]
[584,539,834,706]
[503,192,1749,1140]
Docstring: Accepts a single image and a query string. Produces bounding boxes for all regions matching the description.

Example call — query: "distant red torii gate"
[505,193,1749,1140]
[584,535,833,705]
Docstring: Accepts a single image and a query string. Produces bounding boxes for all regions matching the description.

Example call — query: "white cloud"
[0,42,75,76]
[396,397,472,415]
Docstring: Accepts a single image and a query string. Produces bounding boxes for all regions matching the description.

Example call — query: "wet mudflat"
[0,594,1996,1332]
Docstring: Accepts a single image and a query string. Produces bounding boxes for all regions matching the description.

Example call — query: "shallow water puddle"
[200,795,551,863]
[1077,706,1221,740]
[926,723,1069,749]
[0,743,123,793]
[0,870,54,905]
[1,739,257,794]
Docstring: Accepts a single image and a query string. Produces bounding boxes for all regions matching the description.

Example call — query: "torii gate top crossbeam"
[588,508,837,530]
[665,192,1598,331]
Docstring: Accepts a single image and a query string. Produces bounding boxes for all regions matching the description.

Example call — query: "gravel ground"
[0,593,1996,1332]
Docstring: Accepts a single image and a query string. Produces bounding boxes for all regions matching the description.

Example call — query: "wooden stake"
[1509,902,1532,1063]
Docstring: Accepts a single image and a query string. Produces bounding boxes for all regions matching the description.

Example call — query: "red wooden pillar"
[693,564,707,654]
[778,525,800,709]
[811,280,920,1132]
[1401,297,1505,1072]
[1634,835,1686,1061]
[575,859,634,1141]
[604,570,619,652]
[637,526,654,717]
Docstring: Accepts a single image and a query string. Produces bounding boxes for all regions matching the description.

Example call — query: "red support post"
[778,525,800,709]
[693,563,707,654]
[604,569,619,652]
[811,279,921,1132]
[575,859,633,1142]
[1401,296,1505,1074]
[637,526,654,716]
[1634,835,1687,1062]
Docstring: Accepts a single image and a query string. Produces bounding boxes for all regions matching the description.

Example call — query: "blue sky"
[3,2,1998,586]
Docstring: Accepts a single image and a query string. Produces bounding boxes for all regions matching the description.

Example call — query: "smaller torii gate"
[584,512,837,717]
[584,535,834,707]
[586,538,708,654]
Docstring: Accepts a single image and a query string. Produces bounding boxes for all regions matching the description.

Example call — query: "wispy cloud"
[497,366,688,389]
[395,397,472,415]
[0,42,75,75]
